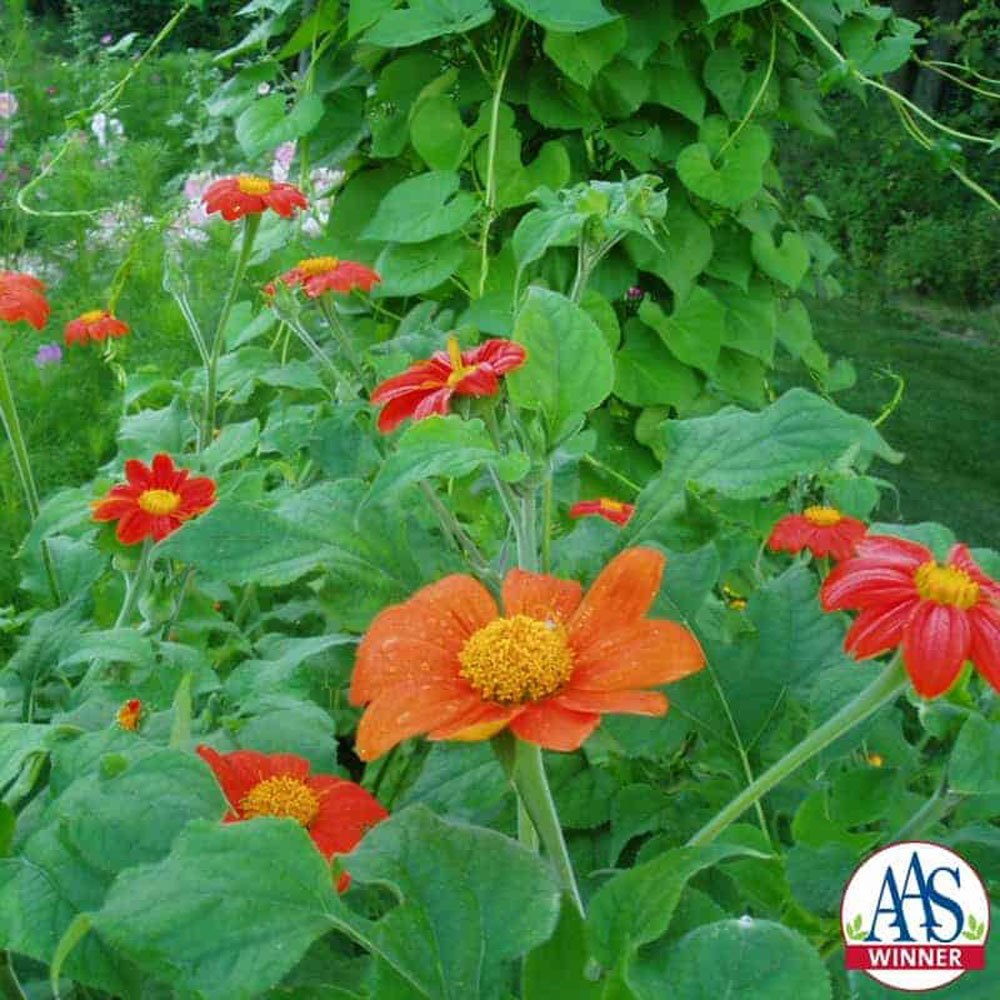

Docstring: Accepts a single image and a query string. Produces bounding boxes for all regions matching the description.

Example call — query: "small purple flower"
[34,344,63,368]
[100,33,114,46]
[626,285,645,303]
[46,86,58,97]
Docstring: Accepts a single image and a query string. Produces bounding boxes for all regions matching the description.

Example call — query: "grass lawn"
[790,297,1000,548]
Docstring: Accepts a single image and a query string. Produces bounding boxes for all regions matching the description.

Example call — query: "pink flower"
[0,92,18,120]
[272,141,296,182]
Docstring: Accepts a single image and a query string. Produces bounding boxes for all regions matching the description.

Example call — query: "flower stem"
[0,952,26,1000]
[318,295,365,380]
[0,346,61,605]
[199,213,260,450]
[505,739,585,917]
[114,537,154,629]
[687,654,908,847]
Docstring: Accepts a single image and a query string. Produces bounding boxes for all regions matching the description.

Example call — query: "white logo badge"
[842,841,990,991]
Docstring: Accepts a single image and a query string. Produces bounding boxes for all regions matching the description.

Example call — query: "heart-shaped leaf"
[751,230,811,290]
[676,124,771,209]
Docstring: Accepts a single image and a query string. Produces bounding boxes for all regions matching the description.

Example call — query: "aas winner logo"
[841,841,990,991]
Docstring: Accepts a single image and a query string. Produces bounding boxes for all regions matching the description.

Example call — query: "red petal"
[151,453,178,488]
[411,387,454,421]
[453,366,500,397]
[554,689,667,716]
[469,339,527,374]
[308,777,388,859]
[767,515,811,553]
[508,701,601,752]
[117,509,153,545]
[855,535,930,568]
[843,600,918,659]
[376,392,427,433]
[501,569,582,623]
[968,603,1000,693]
[821,560,918,611]
[903,602,971,698]
[949,544,1000,603]
[124,459,153,489]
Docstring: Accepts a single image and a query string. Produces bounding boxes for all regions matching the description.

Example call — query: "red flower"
[65,309,129,346]
[570,498,635,527]
[370,336,527,433]
[350,548,705,760]
[202,175,307,222]
[0,271,50,330]
[267,256,381,298]
[768,505,867,562]
[822,535,1000,698]
[196,746,388,891]
[116,699,142,731]
[92,453,216,544]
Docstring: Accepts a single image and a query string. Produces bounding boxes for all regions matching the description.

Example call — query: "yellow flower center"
[298,256,339,276]
[600,498,626,512]
[804,505,843,526]
[458,614,574,704]
[236,174,273,195]
[79,309,106,323]
[913,561,980,609]
[137,488,181,516]
[239,775,319,827]
[445,335,478,387]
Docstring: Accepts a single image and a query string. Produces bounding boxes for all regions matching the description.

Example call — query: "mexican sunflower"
[370,336,526,433]
[116,698,142,731]
[196,746,388,891]
[65,309,129,346]
[91,453,216,544]
[350,547,705,760]
[570,497,635,527]
[266,256,381,298]
[0,271,50,330]
[768,505,867,562]
[202,174,307,222]
[822,535,1000,698]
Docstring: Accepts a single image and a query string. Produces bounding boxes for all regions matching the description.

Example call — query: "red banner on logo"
[844,945,985,971]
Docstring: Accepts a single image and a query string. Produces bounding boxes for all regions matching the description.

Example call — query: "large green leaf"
[363,0,494,47]
[410,95,471,170]
[639,288,726,375]
[506,0,618,32]
[701,0,768,21]
[950,716,1000,795]
[614,319,702,408]
[751,230,811,290]
[508,288,614,433]
[623,389,902,545]
[364,171,479,244]
[376,235,467,295]
[523,900,602,1000]
[676,123,771,209]
[632,918,831,1000]
[235,92,324,157]
[542,20,627,88]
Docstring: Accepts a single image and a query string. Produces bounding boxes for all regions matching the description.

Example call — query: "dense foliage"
[0,2,997,999]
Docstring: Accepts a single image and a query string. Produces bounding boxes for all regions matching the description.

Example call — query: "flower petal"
[508,701,601,752]
[821,560,919,611]
[554,688,668,716]
[843,599,919,659]
[428,702,522,741]
[903,602,971,698]
[569,620,704,691]
[308,777,387,859]
[855,535,930,568]
[949,544,1000,603]
[569,547,664,652]
[501,569,582,623]
[968,603,1000,693]
[767,515,811,553]
[355,679,483,761]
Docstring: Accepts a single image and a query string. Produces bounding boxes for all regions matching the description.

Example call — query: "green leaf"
[90,819,339,1000]
[363,0,494,47]
[201,418,260,471]
[338,806,561,999]
[523,900,602,1000]
[586,843,764,968]
[676,123,771,209]
[364,171,478,244]
[410,95,470,171]
[235,92,324,157]
[508,288,615,432]
[704,47,748,119]
[633,918,831,1000]
[117,398,195,457]
[639,288,726,375]
[529,66,602,131]
[368,416,499,501]
[751,230,811,290]
[376,235,467,295]
[624,389,902,544]
[775,298,815,359]
[648,54,705,124]
[701,0,768,21]
[950,715,1000,795]
[327,163,409,260]
[543,20,627,88]
[506,0,618,32]
[614,319,701,409]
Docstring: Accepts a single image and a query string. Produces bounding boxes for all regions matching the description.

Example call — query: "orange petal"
[569,547,664,652]
[554,689,668,716]
[508,701,601,752]
[351,575,498,705]
[570,620,704,691]
[903,602,970,699]
[501,569,582,623]
[428,702,522,741]
[355,679,483,761]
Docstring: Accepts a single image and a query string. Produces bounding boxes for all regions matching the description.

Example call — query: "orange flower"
[350,548,705,760]
[822,535,1000,698]
[569,498,635,527]
[266,256,381,298]
[65,309,129,346]
[116,698,142,730]
[202,174,307,222]
[768,505,867,562]
[370,336,527,433]
[92,453,216,544]
[0,271,50,330]
[196,746,388,891]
